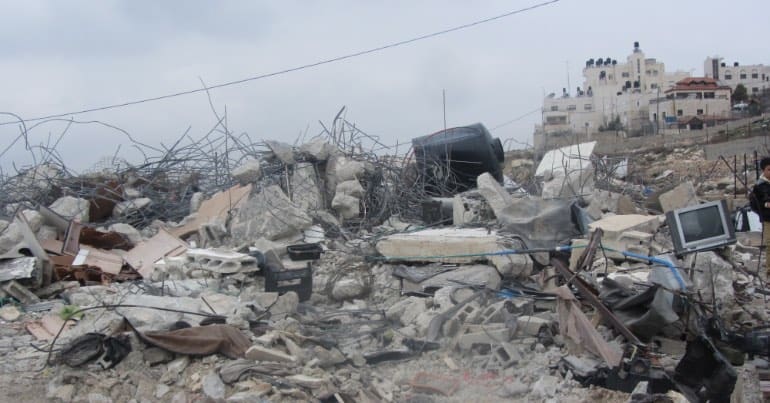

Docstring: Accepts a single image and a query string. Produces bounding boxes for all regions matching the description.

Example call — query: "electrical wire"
[0,0,559,125]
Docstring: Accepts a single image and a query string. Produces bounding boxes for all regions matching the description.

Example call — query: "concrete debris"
[658,181,699,213]
[49,196,90,222]
[0,134,765,402]
[231,185,312,242]
[230,158,262,185]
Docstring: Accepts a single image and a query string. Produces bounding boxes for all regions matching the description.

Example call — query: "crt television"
[666,199,736,257]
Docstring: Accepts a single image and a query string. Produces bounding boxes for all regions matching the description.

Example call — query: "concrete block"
[184,248,259,274]
[478,300,515,324]
[601,230,653,260]
[516,316,551,337]
[331,193,359,219]
[442,302,482,337]
[457,324,512,350]
[49,196,90,222]
[231,159,262,185]
[299,139,335,161]
[335,180,365,198]
[113,197,153,217]
[108,222,143,245]
[588,214,660,239]
[245,345,297,363]
[265,140,295,165]
[491,342,522,368]
[2,280,40,305]
[659,181,698,213]
[231,185,312,242]
[476,172,513,217]
[489,251,533,278]
[291,163,323,211]
[376,228,502,264]
[452,193,491,225]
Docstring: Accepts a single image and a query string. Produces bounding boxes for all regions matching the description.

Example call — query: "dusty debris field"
[1,124,769,403]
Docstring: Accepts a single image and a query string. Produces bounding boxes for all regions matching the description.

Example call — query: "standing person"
[754,157,770,275]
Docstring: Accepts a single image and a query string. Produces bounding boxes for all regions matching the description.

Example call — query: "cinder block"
[184,248,259,274]
[457,324,511,351]
[490,342,522,368]
[2,280,40,305]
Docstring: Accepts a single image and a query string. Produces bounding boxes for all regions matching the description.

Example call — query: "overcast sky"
[1,0,768,172]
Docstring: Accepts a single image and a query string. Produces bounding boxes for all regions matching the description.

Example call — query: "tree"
[733,84,748,104]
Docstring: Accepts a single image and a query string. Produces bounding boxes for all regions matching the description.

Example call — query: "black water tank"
[412,123,504,196]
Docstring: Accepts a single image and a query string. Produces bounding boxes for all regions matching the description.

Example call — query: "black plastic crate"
[286,243,323,261]
[264,262,312,302]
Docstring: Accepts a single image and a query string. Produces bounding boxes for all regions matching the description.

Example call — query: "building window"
[752,70,759,79]
[697,109,704,115]
[677,109,683,116]
[740,70,747,79]
[653,70,659,76]
[584,104,592,110]
[608,74,613,80]
[567,105,576,111]
[753,87,759,93]
[704,92,715,99]
[550,105,558,111]
[651,83,658,89]
[546,116,567,124]
[725,70,732,80]
[662,112,667,119]
[622,72,629,78]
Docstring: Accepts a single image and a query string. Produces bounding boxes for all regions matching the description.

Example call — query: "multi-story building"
[649,77,731,130]
[704,57,770,96]
[534,42,689,150]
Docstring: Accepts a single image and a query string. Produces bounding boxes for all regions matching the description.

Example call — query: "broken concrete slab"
[291,163,323,211]
[692,251,735,305]
[659,181,699,213]
[541,164,595,199]
[476,172,513,217]
[231,158,262,185]
[113,197,153,218]
[335,180,365,198]
[49,196,90,222]
[331,193,360,220]
[588,214,660,240]
[231,185,312,242]
[265,140,296,165]
[0,257,38,282]
[125,228,188,279]
[299,139,335,161]
[108,223,143,246]
[169,184,252,238]
[376,228,502,264]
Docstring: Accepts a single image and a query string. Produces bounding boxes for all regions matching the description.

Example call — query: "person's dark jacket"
[755,176,770,222]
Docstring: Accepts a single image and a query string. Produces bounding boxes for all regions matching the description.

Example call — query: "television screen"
[679,205,724,243]
[666,200,736,257]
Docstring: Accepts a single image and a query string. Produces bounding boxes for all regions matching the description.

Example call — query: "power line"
[0,0,559,126]
[489,107,542,130]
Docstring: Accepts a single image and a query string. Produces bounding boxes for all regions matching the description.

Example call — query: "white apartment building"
[536,42,689,147]
[704,57,770,95]
[649,77,731,130]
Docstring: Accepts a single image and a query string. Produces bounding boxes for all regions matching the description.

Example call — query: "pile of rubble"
[0,130,768,402]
